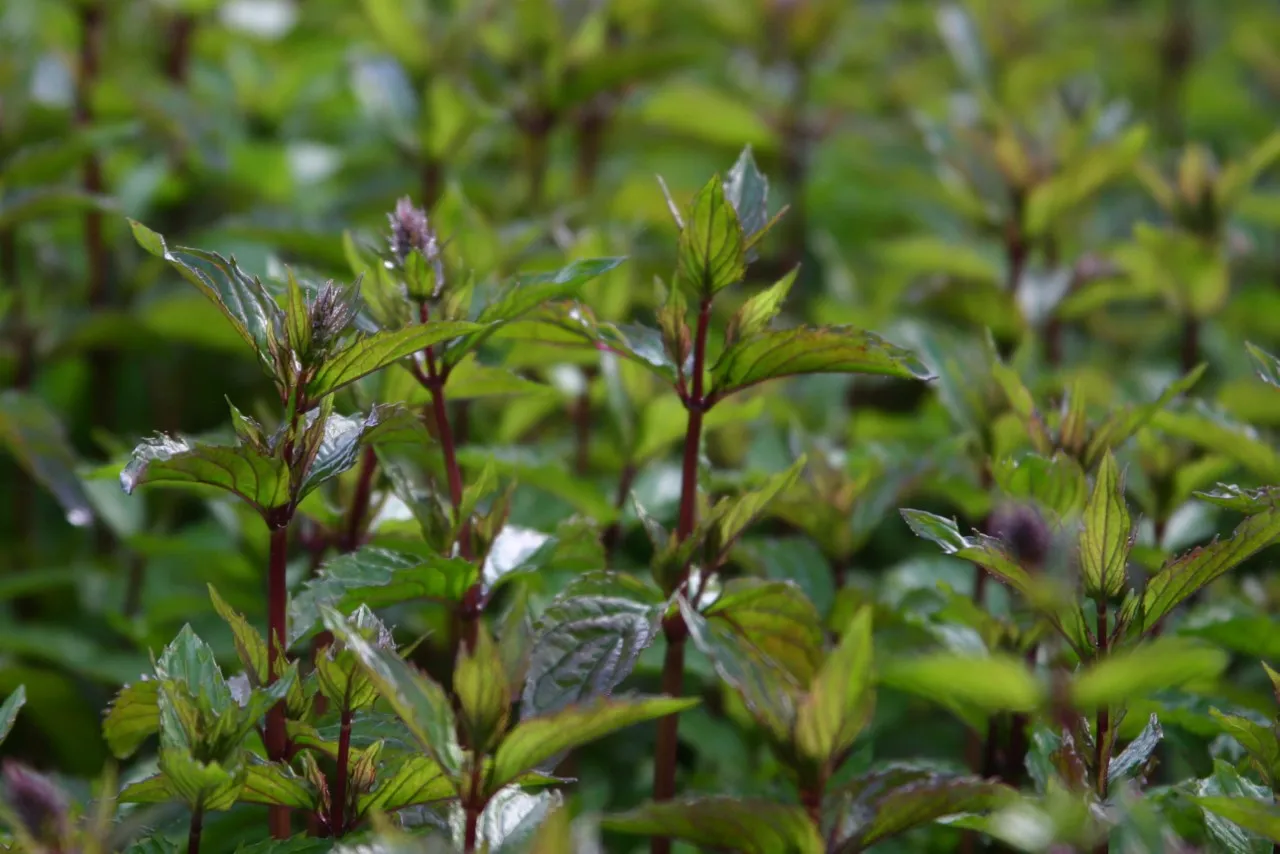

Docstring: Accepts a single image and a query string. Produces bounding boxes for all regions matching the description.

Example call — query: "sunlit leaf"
[1079,451,1133,599]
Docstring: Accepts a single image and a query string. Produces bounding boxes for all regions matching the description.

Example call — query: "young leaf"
[1134,505,1280,630]
[723,146,773,249]
[357,754,456,814]
[208,586,268,684]
[702,579,825,686]
[676,174,746,298]
[454,624,510,753]
[1070,638,1227,708]
[520,573,664,718]
[1079,451,1133,599]
[900,510,1036,599]
[699,459,807,563]
[321,608,458,773]
[120,435,290,519]
[489,696,698,792]
[239,761,316,809]
[795,607,874,765]
[306,321,480,399]
[0,391,95,527]
[711,326,933,398]
[0,686,25,747]
[603,797,823,854]
[992,452,1088,518]
[1246,341,1280,390]
[103,681,161,759]
[834,771,1015,851]
[724,268,797,346]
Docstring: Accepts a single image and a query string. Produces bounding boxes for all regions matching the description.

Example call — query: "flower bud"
[2,761,69,845]
[986,502,1051,569]
[387,197,446,301]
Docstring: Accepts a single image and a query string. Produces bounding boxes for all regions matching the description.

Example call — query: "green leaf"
[359,0,429,70]
[676,173,745,298]
[1079,451,1133,599]
[129,224,284,369]
[357,754,455,814]
[158,747,242,811]
[0,685,25,747]
[1247,342,1280,390]
[1108,714,1163,784]
[0,391,95,527]
[1084,365,1205,467]
[120,435,290,519]
[699,459,807,562]
[834,770,1015,850]
[118,773,174,805]
[604,798,822,853]
[0,187,116,230]
[103,680,161,759]
[1193,796,1280,845]
[723,146,775,253]
[992,452,1088,518]
[880,653,1044,714]
[321,607,458,772]
[442,258,626,367]
[1134,505,1280,630]
[520,573,664,718]
[795,607,874,764]
[1023,127,1148,236]
[208,585,268,684]
[702,578,825,686]
[900,510,1035,599]
[711,326,932,398]
[239,761,316,809]
[1211,709,1280,785]
[489,696,698,792]
[1218,130,1280,208]
[307,321,480,399]
[527,803,573,854]
[1071,638,1227,708]
[1152,402,1280,482]
[1195,484,1280,515]
[724,268,796,347]
[291,548,477,642]
[454,624,511,753]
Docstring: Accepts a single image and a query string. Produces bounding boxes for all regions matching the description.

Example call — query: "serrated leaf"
[1195,484,1280,515]
[442,258,626,367]
[835,771,1015,850]
[239,761,316,809]
[489,696,698,792]
[307,321,480,399]
[1134,505,1280,630]
[711,326,932,398]
[0,391,95,527]
[603,797,822,854]
[900,510,1035,599]
[0,686,25,746]
[1211,709,1280,785]
[702,578,825,686]
[725,268,796,346]
[723,146,773,254]
[299,406,423,499]
[208,585,268,684]
[158,747,242,811]
[1108,714,1163,783]
[454,623,510,752]
[358,754,455,815]
[321,607,458,773]
[1080,451,1133,598]
[676,174,745,298]
[880,653,1044,713]
[103,680,161,759]
[291,548,477,643]
[520,573,664,719]
[120,435,290,518]
[796,607,874,764]
[1071,638,1226,708]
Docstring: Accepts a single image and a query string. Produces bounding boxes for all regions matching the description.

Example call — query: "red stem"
[463,761,485,853]
[341,447,377,553]
[266,521,291,838]
[164,13,195,84]
[1094,598,1110,801]
[652,299,712,854]
[188,803,203,854]
[330,708,352,836]
[601,463,637,559]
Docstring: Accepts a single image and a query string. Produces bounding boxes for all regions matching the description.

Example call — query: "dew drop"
[65,507,93,527]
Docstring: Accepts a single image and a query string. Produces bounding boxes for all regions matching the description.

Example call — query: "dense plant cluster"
[6,1,1280,852]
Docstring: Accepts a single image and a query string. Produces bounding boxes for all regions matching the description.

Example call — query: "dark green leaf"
[0,685,25,747]
[1193,796,1280,844]
[1108,714,1162,784]
[307,321,480,399]
[835,770,1015,850]
[711,326,932,398]
[1134,505,1280,630]
[1211,709,1280,785]
[1246,342,1280,390]
[489,696,698,792]
[603,797,822,854]
[0,391,95,527]
[120,435,290,518]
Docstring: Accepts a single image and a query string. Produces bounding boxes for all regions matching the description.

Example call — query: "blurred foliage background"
[6,0,1280,849]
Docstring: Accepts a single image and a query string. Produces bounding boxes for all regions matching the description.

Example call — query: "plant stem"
[266,521,291,839]
[573,381,592,476]
[188,802,204,854]
[164,13,196,85]
[340,447,377,553]
[652,299,712,854]
[1094,598,1110,802]
[463,761,484,853]
[602,462,637,560]
[1180,314,1199,373]
[330,708,352,837]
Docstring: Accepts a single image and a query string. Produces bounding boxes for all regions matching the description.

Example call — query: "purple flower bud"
[2,761,69,844]
[387,197,445,300]
[986,502,1051,569]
